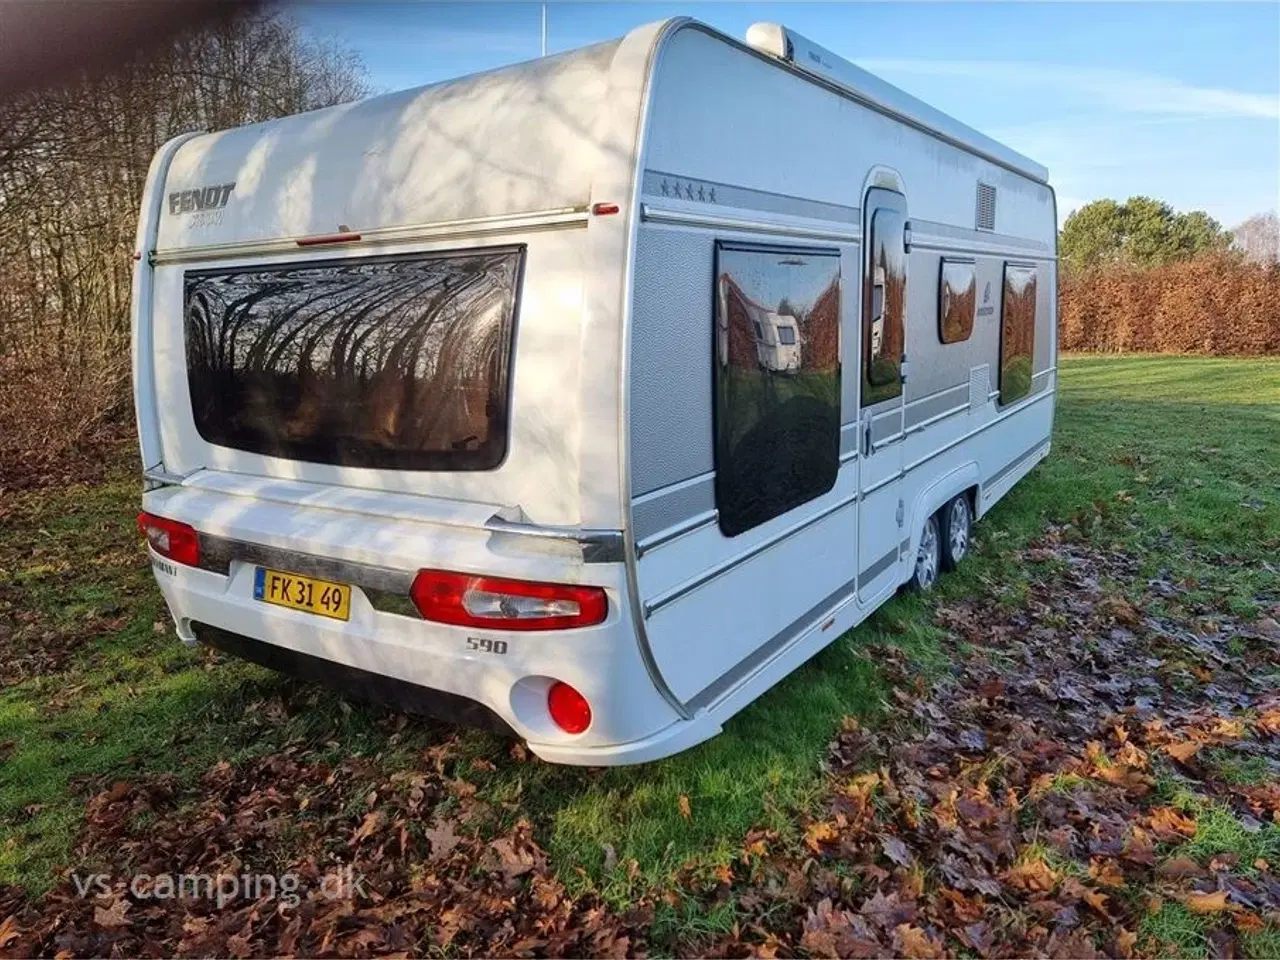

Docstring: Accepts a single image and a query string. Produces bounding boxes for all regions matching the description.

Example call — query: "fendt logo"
[168,182,235,216]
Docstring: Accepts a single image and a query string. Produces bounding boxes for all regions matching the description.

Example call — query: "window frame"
[712,239,843,538]
[937,257,977,345]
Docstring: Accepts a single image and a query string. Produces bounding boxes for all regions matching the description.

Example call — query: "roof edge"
[742,21,1050,184]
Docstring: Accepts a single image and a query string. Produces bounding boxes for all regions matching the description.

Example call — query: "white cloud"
[856,59,1280,121]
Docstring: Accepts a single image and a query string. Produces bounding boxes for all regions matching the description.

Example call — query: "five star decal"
[658,178,717,204]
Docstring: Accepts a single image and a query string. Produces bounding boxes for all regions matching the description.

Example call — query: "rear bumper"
[139,473,701,764]
[194,623,514,735]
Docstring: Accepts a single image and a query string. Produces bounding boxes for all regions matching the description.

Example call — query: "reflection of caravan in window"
[870,264,886,356]
[132,17,1055,765]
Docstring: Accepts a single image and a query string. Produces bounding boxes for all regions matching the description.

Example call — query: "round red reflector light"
[547,681,591,734]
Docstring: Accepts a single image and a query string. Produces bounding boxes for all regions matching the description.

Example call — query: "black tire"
[940,493,972,572]
[909,512,941,592]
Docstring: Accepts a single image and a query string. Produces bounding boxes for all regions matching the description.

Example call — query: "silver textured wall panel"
[630,228,715,496]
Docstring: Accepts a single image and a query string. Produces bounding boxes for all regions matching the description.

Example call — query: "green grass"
[1139,901,1213,959]
[1,355,1278,905]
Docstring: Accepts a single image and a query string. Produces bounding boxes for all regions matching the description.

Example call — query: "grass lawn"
[1,354,1277,955]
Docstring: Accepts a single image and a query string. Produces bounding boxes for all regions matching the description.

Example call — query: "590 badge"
[466,637,508,655]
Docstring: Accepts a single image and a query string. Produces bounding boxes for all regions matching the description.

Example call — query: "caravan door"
[857,189,908,600]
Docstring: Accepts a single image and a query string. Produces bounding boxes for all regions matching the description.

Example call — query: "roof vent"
[976,182,997,231]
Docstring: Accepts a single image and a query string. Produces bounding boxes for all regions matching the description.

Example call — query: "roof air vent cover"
[976,182,997,231]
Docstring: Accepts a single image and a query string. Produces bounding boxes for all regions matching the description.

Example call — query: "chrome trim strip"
[905,400,969,436]
[862,470,901,497]
[857,545,899,588]
[641,203,861,244]
[636,509,718,556]
[839,421,861,461]
[643,489,859,617]
[1032,366,1057,380]
[871,433,903,451]
[152,207,590,265]
[142,467,190,487]
[861,389,1055,495]
[910,218,1049,252]
[632,472,716,544]
[988,389,1002,401]
[910,239,1057,263]
[904,388,1055,475]
[904,382,967,411]
[483,516,625,564]
[197,534,415,594]
[988,439,1049,489]
[633,468,716,504]
[683,573,858,712]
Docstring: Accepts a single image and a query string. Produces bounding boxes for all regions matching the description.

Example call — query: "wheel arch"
[903,462,979,582]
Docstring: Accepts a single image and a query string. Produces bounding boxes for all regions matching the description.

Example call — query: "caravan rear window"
[183,247,524,471]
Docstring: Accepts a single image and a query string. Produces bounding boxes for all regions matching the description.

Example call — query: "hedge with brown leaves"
[1059,254,1280,355]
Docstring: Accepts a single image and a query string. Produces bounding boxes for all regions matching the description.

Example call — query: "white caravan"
[132,19,1057,765]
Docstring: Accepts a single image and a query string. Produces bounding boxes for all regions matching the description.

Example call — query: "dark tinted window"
[939,259,976,344]
[184,247,523,470]
[863,208,905,405]
[714,243,841,537]
[999,264,1037,404]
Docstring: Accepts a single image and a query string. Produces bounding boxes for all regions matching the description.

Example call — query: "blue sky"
[294,2,1280,229]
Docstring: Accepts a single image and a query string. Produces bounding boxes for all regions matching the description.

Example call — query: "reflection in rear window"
[184,247,523,470]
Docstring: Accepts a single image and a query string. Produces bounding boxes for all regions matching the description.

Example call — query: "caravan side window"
[713,242,841,537]
[998,264,1037,404]
[862,208,906,405]
[938,259,976,344]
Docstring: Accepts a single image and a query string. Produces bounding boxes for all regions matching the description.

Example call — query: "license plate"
[254,567,351,621]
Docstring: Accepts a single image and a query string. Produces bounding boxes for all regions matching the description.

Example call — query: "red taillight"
[409,569,607,631]
[547,681,592,734]
[137,511,200,567]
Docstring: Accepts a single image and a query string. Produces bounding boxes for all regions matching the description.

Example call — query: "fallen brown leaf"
[1157,856,1206,880]
[1148,806,1198,839]
[893,923,943,959]
[93,897,130,929]
[881,835,914,868]
[350,809,385,845]
[1182,890,1230,914]
[0,914,18,948]
[804,820,837,852]
[424,818,461,861]
[1003,857,1058,893]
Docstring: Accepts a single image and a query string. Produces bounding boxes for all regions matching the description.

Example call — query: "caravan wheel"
[941,493,972,571]
[910,514,941,592]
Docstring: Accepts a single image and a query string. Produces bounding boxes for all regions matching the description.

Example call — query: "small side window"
[938,259,976,344]
[714,242,842,537]
[999,264,1037,404]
